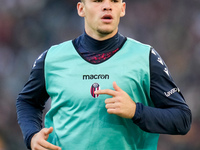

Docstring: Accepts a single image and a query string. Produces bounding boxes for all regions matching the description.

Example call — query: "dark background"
[0,0,200,149]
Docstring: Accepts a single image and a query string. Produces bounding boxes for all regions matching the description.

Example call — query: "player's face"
[78,0,126,40]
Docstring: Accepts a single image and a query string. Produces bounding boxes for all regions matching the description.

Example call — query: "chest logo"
[83,74,109,80]
[90,83,100,98]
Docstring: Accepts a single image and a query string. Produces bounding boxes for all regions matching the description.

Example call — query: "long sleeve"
[16,51,49,149]
[132,49,192,135]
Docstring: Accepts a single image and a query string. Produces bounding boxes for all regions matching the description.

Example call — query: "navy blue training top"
[16,32,192,149]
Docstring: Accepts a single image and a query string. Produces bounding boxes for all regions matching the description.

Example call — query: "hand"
[31,127,62,150]
[94,81,136,119]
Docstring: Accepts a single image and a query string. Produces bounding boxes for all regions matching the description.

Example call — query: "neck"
[72,30,127,63]
[82,31,120,52]
[84,28,118,41]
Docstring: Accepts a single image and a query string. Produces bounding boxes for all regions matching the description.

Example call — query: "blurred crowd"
[0,0,200,149]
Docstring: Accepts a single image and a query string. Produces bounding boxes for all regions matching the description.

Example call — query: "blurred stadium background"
[0,0,200,149]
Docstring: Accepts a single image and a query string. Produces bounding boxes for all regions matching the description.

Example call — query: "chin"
[97,28,115,36]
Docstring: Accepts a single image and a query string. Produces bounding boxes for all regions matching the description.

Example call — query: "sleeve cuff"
[132,103,143,123]
[26,131,39,149]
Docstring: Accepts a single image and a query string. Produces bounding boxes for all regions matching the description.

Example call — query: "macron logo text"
[83,74,109,80]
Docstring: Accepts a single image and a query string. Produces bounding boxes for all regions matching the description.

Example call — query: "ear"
[120,2,126,17]
[77,2,85,17]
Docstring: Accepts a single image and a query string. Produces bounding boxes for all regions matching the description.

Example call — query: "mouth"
[101,14,113,23]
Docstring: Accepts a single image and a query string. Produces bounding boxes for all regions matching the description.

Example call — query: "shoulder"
[122,38,152,63]
[32,50,48,70]
[32,40,73,69]
[44,40,73,61]
[47,40,73,54]
[126,37,151,50]
[150,48,172,78]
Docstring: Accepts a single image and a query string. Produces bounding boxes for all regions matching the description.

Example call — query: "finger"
[94,89,117,96]
[33,145,48,150]
[41,140,61,150]
[113,81,122,92]
[43,127,53,136]
[105,98,115,104]
[107,108,117,114]
[105,103,116,109]
[31,139,52,150]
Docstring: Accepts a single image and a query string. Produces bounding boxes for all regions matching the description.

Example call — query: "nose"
[102,1,112,11]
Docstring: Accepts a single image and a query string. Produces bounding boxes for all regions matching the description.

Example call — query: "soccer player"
[16,0,192,150]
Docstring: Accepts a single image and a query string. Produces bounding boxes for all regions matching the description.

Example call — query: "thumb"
[44,127,54,136]
[113,81,122,92]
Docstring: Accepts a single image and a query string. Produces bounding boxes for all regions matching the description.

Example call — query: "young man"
[16,0,192,150]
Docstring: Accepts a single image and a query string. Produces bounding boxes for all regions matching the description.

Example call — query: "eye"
[112,0,119,2]
[94,0,103,2]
